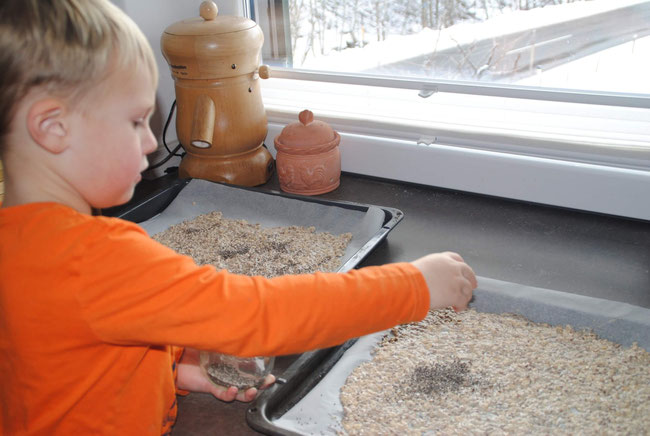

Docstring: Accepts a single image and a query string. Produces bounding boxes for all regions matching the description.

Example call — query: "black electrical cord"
[148,100,184,170]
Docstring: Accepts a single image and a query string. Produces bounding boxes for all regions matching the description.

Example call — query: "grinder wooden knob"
[258,64,271,80]
[199,1,218,20]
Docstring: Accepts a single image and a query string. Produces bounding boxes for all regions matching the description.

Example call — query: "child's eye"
[133,118,144,128]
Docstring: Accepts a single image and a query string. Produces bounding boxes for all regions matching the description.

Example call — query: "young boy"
[0,0,477,434]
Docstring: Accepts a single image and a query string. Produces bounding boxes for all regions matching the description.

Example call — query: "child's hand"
[411,251,477,311]
[176,348,275,402]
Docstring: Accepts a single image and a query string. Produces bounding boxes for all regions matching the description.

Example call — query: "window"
[256,0,650,95]
[249,0,650,220]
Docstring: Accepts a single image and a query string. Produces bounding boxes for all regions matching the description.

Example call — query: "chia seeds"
[410,358,479,395]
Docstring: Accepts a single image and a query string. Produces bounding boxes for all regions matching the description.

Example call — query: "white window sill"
[261,78,650,220]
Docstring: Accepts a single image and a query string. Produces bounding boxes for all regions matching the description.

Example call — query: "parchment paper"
[272,277,650,435]
[135,179,650,435]
[138,179,385,266]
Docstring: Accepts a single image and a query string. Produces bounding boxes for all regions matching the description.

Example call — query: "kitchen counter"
[109,169,650,435]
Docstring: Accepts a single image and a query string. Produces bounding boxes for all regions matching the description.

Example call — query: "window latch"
[417,136,437,146]
[418,86,438,98]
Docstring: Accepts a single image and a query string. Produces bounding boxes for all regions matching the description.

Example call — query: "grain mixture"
[340,308,650,435]
[152,211,352,277]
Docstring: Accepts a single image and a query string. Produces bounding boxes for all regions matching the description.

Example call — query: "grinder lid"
[163,1,256,36]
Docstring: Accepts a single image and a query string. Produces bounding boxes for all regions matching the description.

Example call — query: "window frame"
[248,0,650,220]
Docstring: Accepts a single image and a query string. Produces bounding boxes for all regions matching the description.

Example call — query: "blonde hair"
[0,0,158,148]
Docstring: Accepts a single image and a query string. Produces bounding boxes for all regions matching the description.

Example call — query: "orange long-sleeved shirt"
[0,202,428,435]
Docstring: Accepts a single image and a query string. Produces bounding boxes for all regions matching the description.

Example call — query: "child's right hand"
[411,252,477,311]
[177,348,275,403]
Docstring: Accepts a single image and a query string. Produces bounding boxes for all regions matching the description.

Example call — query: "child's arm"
[174,252,474,402]
[176,348,275,402]
[77,222,472,357]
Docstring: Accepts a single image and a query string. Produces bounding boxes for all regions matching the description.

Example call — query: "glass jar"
[199,351,274,390]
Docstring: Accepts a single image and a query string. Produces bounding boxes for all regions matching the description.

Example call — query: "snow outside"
[285,0,650,94]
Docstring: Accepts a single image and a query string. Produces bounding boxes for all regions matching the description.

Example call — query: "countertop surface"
[109,170,650,435]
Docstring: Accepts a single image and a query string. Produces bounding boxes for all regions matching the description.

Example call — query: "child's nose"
[142,126,157,155]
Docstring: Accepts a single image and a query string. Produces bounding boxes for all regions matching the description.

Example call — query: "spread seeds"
[340,308,650,435]
[152,211,352,277]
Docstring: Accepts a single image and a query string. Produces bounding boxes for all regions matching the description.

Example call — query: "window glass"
[254,0,650,97]
[250,0,649,219]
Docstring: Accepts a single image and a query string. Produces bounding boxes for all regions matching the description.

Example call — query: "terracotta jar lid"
[274,110,340,154]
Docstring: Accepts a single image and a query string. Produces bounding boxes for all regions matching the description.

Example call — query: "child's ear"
[26,99,69,154]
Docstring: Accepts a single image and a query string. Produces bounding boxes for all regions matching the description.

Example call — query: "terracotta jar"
[274,110,341,195]
[161,1,273,186]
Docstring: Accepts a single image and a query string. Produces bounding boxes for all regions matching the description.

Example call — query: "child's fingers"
[445,251,476,288]
[213,374,277,403]
[451,274,475,313]
[259,374,276,390]
[235,374,276,402]
[209,384,239,402]
[462,264,478,289]
[446,251,465,262]
[237,387,258,402]
[452,297,469,312]
[225,386,240,402]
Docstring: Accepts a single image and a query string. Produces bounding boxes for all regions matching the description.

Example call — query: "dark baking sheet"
[247,340,359,436]
[109,178,404,436]
[247,281,650,436]
[247,282,650,435]
[108,177,190,223]
[113,178,403,273]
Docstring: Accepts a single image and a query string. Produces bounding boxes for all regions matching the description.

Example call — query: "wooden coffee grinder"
[161,1,273,186]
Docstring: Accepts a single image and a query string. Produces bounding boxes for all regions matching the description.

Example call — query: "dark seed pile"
[410,358,480,395]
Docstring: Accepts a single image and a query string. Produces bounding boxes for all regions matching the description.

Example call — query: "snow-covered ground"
[291,0,650,94]
[517,35,650,94]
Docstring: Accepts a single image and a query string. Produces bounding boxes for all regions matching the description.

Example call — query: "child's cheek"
[114,150,142,184]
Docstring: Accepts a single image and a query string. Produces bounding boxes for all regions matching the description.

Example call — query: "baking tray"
[112,178,403,273]
[109,178,405,435]
[108,177,190,224]
[246,284,650,436]
[246,281,650,436]
[247,341,358,435]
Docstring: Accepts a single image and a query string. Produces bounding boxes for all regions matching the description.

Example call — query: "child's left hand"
[176,348,275,402]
